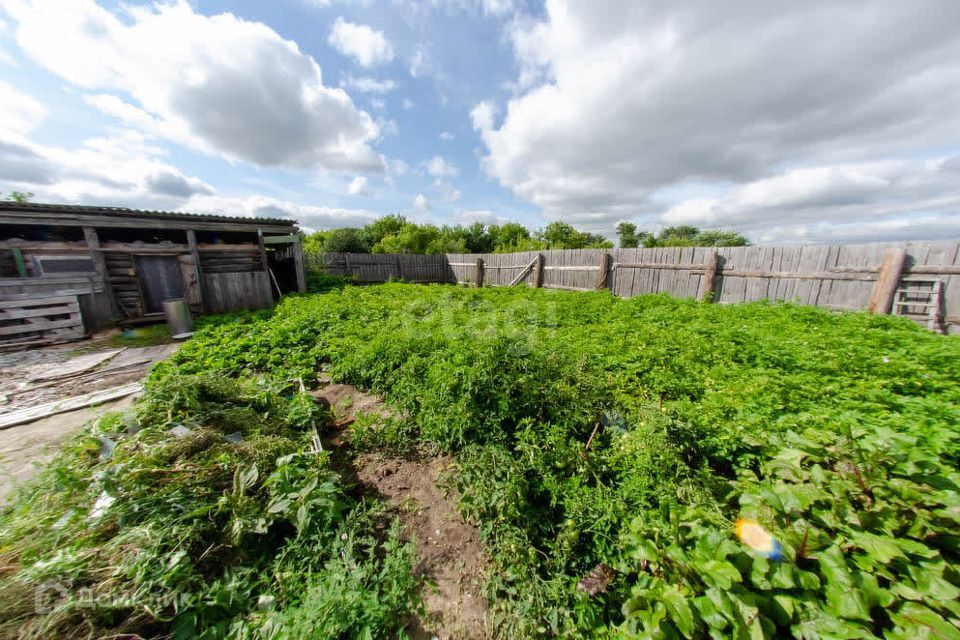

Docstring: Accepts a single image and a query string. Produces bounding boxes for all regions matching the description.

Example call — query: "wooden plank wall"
[203,272,274,314]
[320,253,452,284]
[315,241,960,333]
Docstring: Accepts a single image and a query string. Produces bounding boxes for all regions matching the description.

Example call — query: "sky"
[0,0,959,244]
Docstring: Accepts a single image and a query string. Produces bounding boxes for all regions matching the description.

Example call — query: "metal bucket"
[162,298,193,338]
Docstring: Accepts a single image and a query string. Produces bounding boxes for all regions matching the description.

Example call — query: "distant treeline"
[302,214,748,255]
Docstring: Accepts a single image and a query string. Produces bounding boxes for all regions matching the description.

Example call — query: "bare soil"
[357,453,491,640]
[311,378,491,639]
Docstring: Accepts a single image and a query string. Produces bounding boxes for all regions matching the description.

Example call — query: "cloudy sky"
[0,0,958,243]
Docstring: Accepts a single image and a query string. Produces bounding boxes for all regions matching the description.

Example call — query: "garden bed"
[1,283,958,639]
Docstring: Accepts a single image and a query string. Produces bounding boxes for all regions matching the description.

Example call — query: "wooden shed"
[0,202,305,349]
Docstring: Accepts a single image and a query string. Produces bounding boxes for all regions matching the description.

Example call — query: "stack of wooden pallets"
[0,294,84,350]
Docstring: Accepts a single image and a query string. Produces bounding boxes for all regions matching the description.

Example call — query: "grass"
[2,283,959,638]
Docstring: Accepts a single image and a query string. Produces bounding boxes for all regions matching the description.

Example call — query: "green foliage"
[617,223,749,248]
[300,216,618,258]
[537,221,613,249]
[656,225,750,247]
[4,283,958,638]
[0,374,419,639]
[305,272,353,293]
[5,190,33,203]
[324,227,371,253]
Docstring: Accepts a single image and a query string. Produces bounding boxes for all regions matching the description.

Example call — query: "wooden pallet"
[0,294,85,349]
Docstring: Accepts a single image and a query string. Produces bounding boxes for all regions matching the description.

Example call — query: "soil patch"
[312,378,490,637]
[356,452,490,639]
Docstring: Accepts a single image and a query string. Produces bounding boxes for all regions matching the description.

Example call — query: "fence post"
[475,257,485,287]
[698,250,719,302]
[533,253,544,288]
[83,226,119,317]
[868,247,907,314]
[596,253,612,290]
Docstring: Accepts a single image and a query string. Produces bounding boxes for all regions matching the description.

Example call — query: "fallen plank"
[0,383,142,430]
[28,348,125,382]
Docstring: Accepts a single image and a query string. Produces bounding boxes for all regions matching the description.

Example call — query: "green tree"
[616,222,639,248]
[374,223,444,254]
[360,214,408,248]
[301,231,329,256]
[537,221,612,249]
[322,228,370,253]
[656,225,700,246]
[6,191,33,203]
[490,223,533,252]
[691,229,749,247]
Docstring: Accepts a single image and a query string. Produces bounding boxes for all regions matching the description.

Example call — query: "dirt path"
[357,453,490,639]
[312,380,491,639]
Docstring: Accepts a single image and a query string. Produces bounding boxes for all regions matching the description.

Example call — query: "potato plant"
[3,283,959,639]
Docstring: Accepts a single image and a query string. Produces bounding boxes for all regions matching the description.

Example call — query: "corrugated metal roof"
[0,201,298,226]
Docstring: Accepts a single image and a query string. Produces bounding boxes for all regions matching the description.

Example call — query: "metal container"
[162,298,193,338]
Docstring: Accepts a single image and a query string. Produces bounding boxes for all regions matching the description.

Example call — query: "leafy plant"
[3,282,958,639]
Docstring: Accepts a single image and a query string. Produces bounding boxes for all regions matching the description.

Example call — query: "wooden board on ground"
[0,382,142,430]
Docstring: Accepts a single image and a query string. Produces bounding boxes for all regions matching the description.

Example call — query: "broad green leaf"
[890,602,960,640]
[660,585,696,639]
[702,560,742,590]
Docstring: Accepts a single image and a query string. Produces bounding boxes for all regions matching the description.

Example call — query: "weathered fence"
[312,240,960,334]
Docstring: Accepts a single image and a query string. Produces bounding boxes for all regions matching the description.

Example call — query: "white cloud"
[439,131,455,141]
[187,194,378,231]
[479,0,515,17]
[327,17,394,68]
[425,155,459,178]
[452,209,511,225]
[3,0,382,172]
[0,79,47,136]
[341,74,397,94]
[432,177,461,202]
[0,17,14,66]
[413,193,430,211]
[476,0,960,239]
[0,123,216,209]
[408,46,426,78]
[402,98,414,110]
[469,101,496,132]
[661,156,960,243]
[347,175,368,195]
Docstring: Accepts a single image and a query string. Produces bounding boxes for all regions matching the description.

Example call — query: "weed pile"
[3,283,959,639]
[0,374,418,639]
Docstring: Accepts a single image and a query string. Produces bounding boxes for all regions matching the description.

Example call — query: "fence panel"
[308,241,959,333]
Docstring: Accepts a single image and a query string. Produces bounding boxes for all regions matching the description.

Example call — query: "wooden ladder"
[893,279,945,333]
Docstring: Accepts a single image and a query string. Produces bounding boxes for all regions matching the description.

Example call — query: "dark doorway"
[135,255,184,313]
[266,244,298,297]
